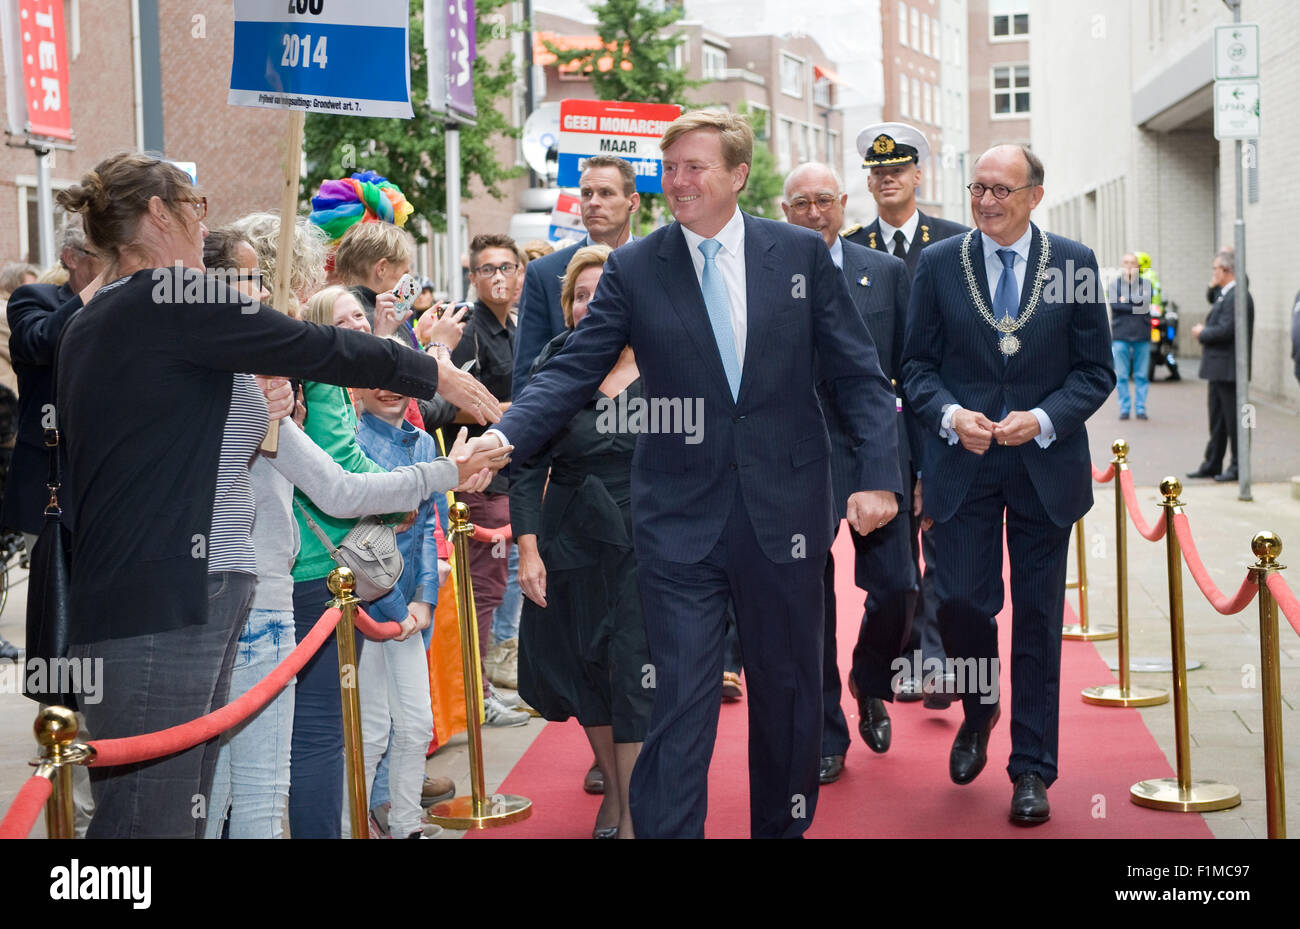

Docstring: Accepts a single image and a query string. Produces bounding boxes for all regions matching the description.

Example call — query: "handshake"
[448,428,513,493]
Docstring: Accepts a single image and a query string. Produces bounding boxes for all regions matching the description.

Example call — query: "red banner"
[17,0,71,140]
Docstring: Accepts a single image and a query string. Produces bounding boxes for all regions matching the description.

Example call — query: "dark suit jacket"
[1197,283,1254,382]
[902,224,1115,528]
[845,209,968,276]
[822,241,910,521]
[499,213,901,565]
[512,240,583,398]
[3,282,80,534]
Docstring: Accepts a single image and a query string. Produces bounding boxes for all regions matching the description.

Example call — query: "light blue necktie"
[698,238,741,400]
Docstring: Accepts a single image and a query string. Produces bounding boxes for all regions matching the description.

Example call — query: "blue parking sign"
[228,1,413,119]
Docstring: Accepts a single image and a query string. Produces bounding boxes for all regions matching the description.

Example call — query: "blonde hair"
[303,284,357,327]
[229,211,329,316]
[560,244,612,329]
[333,222,413,284]
[659,110,754,188]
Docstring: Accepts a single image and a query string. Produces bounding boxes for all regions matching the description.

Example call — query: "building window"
[780,52,804,97]
[933,83,941,125]
[912,77,921,119]
[910,7,920,49]
[702,42,728,79]
[898,1,908,45]
[992,65,1030,116]
[922,83,932,124]
[777,117,793,170]
[921,13,931,55]
[813,74,832,107]
[900,74,909,117]
[749,103,770,141]
[812,125,823,161]
[798,123,811,163]
[991,0,1029,39]
[932,18,941,61]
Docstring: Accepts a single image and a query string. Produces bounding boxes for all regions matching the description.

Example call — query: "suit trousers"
[630,482,825,838]
[821,515,918,757]
[928,446,1071,786]
[1202,379,1238,473]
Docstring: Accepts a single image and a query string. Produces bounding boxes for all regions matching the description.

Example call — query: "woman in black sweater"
[53,154,500,838]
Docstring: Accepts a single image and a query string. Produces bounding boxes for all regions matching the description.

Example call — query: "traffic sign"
[228,1,413,119]
[1214,23,1259,80]
[1213,80,1260,140]
[557,99,682,194]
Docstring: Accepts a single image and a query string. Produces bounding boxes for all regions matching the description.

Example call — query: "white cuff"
[1030,408,1055,448]
[940,404,962,446]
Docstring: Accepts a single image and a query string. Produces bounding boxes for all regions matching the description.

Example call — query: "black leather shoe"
[819,754,845,784]
[949,705,1000,785]
[894,676,924,702]
[923,673,959,710]
[1213,469,1239,483]
[857,697,891,753]
[1009,772,1051,824]
[1186,465,1219,479]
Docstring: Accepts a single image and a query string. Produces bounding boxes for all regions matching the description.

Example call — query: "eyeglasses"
[182,196,208,221]
[473,262,519,278]
[786,194,840,214]
[966,183,1035,200]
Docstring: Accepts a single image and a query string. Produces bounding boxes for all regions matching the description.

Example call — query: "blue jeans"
[1112,339,1151,415]
[204,608,296,839]
[493,543,521,644]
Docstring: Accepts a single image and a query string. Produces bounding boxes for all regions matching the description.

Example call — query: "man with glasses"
[781,162,914,786]
[902,145,1113,824]
[445,232,530,726]
[848,122,968,717]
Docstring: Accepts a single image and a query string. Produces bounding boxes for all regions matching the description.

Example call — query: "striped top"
[207,373,269,573]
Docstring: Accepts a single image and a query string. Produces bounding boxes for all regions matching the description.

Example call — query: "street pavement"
[1,372,1297,839]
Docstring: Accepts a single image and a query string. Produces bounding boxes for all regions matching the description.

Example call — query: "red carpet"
[472,527,1213,838]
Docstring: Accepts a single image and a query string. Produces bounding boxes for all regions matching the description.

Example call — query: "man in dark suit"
[848,122,968,711]
[902,145,1114,824]
[1187,249,1254,483]
[512,155,639,397]
[461,110,901,838]
[781,161,915,785]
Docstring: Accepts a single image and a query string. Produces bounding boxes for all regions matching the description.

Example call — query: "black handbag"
[22,425,77,709]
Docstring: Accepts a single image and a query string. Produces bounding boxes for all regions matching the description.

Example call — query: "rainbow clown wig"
[309,170,414,244]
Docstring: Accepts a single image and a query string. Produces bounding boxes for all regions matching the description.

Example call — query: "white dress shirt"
[680,208,749,366]
[877,210,919,257]
[940,225,1056,449]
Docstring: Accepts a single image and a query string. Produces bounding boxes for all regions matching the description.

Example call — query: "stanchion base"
[1130,778,1240,812]
[1062,624,1118,641]
[1107,656,1203,673]
[426,793,532,830]
[1081,683,1169,707]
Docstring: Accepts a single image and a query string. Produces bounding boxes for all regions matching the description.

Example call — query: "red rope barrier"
[472,523,511,543]
[1266,572,1300,639]
[0,775,52,840]
[1117,469,1167,542]
[1171,514,1258,615]
[86,606,343,768]
[352,606,401,641]
[1092,462,1115,483]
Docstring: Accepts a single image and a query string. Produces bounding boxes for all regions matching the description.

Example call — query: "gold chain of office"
[958,228,1052,356]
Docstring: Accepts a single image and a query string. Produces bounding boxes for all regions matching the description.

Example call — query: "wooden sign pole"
[261,108,306,453]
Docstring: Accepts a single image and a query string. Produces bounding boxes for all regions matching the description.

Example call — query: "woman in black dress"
[512,244,651,839]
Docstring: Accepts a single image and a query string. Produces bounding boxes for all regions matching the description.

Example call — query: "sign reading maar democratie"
[557,99,682,194]
[228,0,413,119]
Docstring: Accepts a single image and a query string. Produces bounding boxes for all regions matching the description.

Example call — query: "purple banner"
[446,0,476,117]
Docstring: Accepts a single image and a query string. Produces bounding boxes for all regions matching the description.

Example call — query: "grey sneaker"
[483,693,530,727]
[488,637,519,690]
[487,682,524,709]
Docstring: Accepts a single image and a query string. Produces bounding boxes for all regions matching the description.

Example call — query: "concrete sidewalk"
[1,372,1297,838]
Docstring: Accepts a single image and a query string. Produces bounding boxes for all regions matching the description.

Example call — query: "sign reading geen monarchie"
[557,99,683,194]
[228,0,413,119]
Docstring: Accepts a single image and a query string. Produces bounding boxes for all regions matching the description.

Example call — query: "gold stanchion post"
[426,502,531,829]
[1083,440,1168,706]
[1248,531,1287,839]
[1063,516,1116,640]
[328,567,370,839]
[1130,478,1240,812]
[33,705,79,839]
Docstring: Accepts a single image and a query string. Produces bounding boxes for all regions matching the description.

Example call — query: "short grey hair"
[782,162,845,201]
[1214,248,1235,274]
[57,213,89,254]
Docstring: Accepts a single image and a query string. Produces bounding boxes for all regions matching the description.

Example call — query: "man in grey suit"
[781,162,915,785]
